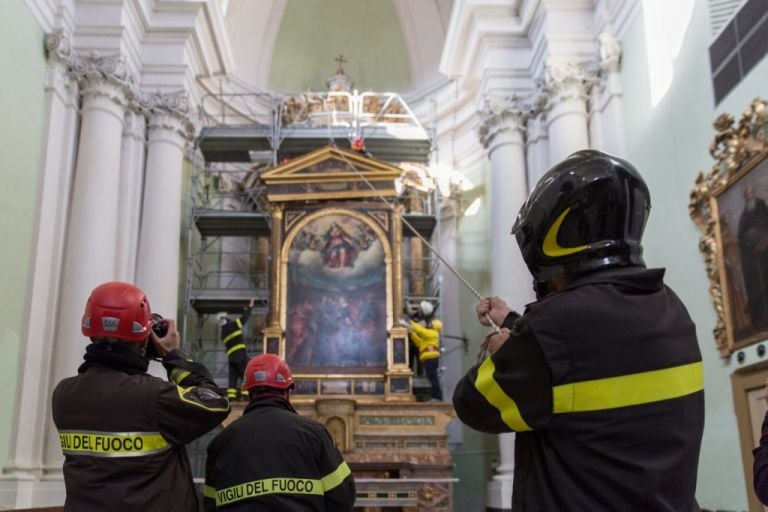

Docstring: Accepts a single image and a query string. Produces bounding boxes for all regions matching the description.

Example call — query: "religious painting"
[285,212,388,372]
[690,98,768,355]
[715,157,768,346]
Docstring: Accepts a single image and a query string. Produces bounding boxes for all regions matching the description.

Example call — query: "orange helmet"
[81,282,153,342]
[243,354,294,391]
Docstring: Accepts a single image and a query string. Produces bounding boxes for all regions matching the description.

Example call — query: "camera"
[146,313,167,359]
[151,313,168,338]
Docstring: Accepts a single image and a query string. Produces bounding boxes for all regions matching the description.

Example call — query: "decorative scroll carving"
[689,98,768,356]
[45,29,138,110]
[477,94,532,149]
[598,32,622,73]
[69,52,137,105]
[43,30,79,103]
[139,90,196,140]
[544,60,598,102]
[44,29,72,64]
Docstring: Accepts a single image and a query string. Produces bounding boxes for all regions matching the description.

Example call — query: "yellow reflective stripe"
[226,343,246,356]
[236,319,243,329]
[542,207,588,257]
[214,477,324,506]
[170,368,191,384]
[176,386,230,412]
[474,358,531,432]
[222,330,242,345]
[58,430,170,458]
[552,361,704,413]
[204,485,216,499]
[321,461,351,492]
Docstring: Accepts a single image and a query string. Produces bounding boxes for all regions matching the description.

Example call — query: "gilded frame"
[690,97,768,356]
[278,207,399,378]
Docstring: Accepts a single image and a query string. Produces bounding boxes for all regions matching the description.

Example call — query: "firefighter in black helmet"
[453,150,704,511]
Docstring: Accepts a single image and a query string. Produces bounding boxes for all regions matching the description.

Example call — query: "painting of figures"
[285,212,388,372]
[716,157,768,346]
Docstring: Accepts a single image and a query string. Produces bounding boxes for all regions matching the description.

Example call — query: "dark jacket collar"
[562,266,665,293]
[78,341,149,375]
[244,394,297,415]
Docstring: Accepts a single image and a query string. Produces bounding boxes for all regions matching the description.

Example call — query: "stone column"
[478,95,535,312]
[478,96,537,512]
[590,32,626,156]
[135,91,195,317]
[543,61,595,163]
[0,31,80,509]
[45,49,136,479]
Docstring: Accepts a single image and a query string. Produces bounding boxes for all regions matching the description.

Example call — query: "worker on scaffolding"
[401,300,443,402]
[217,298,256,401]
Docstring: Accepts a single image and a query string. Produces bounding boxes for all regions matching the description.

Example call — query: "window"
[709,0,768,104]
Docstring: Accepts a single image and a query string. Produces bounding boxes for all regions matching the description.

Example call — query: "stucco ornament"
[598,32,622,73]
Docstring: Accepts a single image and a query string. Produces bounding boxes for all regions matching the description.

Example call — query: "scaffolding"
[182,89,441,406]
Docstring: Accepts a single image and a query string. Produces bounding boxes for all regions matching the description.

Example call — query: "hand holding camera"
[148,314,180,358]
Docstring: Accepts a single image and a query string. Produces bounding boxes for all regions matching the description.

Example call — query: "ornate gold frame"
[689,97,768,356]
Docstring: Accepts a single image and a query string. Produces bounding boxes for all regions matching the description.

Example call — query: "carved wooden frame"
[690,97,768,356]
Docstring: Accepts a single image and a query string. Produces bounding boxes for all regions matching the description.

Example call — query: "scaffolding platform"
[198,125,431,163]
[194,210,271,238]
[189,288,270,315]
[401,213,436,239]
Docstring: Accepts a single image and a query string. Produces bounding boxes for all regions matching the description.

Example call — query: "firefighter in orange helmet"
[204,354,356,511]
[52,282,230,512]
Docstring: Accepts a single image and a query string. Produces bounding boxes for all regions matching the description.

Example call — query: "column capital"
[70,52,137,119]
[598,32,622,74]
[139,90,197,142]
[543,60,598,103]
[478,94,531,150]
[44,30,78,104]
[44,29,72,65]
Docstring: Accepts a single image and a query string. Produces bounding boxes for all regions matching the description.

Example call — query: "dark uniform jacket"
[453,267,704,511]
[204,395,356,511]
[52,342,230,512]
[221,308,252,359]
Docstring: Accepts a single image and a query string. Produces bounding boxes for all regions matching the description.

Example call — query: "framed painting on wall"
[690,97,768,355]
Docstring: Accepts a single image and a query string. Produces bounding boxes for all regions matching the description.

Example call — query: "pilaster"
[589,31,626,156]
[48,43,138,473]
[116,110,147,283]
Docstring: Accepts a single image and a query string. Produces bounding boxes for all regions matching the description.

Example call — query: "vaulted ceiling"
[223,0,453,94]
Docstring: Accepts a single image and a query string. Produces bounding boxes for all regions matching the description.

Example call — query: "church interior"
[1,0,768,510]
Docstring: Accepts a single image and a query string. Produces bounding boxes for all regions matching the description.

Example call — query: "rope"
[335,148,502,337]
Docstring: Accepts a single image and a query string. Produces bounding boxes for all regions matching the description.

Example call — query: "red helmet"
[352,138,364,150]
[243,354,294,391]
[82,282,153,342]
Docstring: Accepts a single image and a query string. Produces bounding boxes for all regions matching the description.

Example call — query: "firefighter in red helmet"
[52,281,230,512]
[204,354,356,511]
[453,150,704,511]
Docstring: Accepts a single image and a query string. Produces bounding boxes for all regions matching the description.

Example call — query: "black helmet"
[512,149,650,284]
